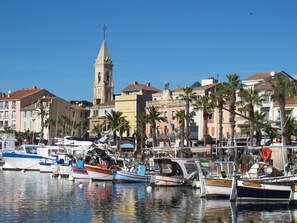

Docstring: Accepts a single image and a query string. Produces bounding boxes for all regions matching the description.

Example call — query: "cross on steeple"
[102,25,107,40]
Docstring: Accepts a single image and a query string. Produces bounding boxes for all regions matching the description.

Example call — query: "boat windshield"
[184,163,198,174]
[25,146,38,154]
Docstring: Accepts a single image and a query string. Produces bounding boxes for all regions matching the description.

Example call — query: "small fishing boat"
[151,158,200,186]
[69,158,89,179]
[196,160,234,199]
[231,177,294,202]
[85,163,114,181]
[113,165,151,183]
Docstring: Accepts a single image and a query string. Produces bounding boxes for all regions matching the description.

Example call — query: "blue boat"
[113,165,151,183]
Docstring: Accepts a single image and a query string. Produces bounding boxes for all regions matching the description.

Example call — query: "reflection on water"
[0,170,297,222]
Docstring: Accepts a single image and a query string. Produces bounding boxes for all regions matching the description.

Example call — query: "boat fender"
[261,148,272,161]
[146,185,152,192]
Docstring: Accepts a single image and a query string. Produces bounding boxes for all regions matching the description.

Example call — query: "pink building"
[0,87,54,132]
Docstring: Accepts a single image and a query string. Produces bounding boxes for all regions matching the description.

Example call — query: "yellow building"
[115,82,160,137]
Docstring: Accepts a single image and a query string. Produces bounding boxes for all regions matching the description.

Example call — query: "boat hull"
[114,171,151,183]
[72,168,89,179]
[236,179,292,202]
[203,178,233,199]
[85,164,113,181]
[2,152,47,171]
[39,162,54,173]
[52,164,72,177]
[151,175,189,186]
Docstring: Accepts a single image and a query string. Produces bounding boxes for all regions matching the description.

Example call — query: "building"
[116,82,160,137]
[93,39,114,105]
[0,87,55,132]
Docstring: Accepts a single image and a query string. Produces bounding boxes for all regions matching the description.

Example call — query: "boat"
[230,177,294,202]
[150,157,200,186]
[84,163,114,181]
[113,165,151,183]
[196,160,235,199]
[69,158,89,179]
[39,160,55,173]
[2,145,57,171]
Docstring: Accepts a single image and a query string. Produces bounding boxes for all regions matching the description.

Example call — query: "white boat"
[84,163,114,181]
[196,160,234,199]
[150,158,200,186]
[2,145,57,171]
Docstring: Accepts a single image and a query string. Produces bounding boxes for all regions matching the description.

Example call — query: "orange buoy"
[261,148,272,161]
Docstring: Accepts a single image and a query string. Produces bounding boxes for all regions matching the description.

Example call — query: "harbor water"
[0,170,297,223]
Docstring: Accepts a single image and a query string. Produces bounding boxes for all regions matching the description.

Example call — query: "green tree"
[135,112,148,155]
[238,88,263,146]
[213,83,228,147]
[225,74,243,149]
[58,115,71,137]
[92,122,106,138]
[179,87,196,146]
[270,75,297,145]
[175,110,186,147]
[106,110,127,149]
[193,95,215,146]
[146,106,167,147]
[36,100,49,143]
[118,117,130,155]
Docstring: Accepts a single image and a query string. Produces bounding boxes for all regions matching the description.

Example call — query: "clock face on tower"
[163,90,169,99]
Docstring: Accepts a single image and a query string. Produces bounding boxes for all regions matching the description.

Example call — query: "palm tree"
[241,111,266,146]
[118,117,130,155]
[135,112,148,155]
[45,118,56,144]
[106,110,127,149]
[225,74,242,148]
[58,115,71,137]
[270,75,297,145]
[193,95,215,146]
[175,110,186,147]
[36,100,49,143]
[92,122,106,138]
[146,106,167,147]
[213,83,228,147]
[179,87,196,146]
[238,88,263,146]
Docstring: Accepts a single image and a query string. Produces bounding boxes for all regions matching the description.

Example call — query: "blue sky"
[1,1,297,102]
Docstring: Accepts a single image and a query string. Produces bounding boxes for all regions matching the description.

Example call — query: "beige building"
[89,100,115,138]
[21,96,89,144]
[146,79,219,147]
[93,39,114,105]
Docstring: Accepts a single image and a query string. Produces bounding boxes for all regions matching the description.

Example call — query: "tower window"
[98,72,101,83]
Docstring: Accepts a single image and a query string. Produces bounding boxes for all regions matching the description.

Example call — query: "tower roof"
[96,40,111,64]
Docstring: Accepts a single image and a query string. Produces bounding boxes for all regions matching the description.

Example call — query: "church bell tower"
[93,25,114,105]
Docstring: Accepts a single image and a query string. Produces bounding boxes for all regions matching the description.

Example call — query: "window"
[4,111,8,119]
[12,120,16,129]
[12,111,16,119]
[172,111,176,120]
[0,111,3,119]
[0,121,3,129]
[12,101,16,109]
